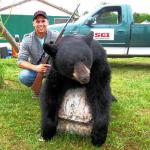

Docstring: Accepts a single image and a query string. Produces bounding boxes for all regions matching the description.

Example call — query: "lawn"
[0,57,150,150]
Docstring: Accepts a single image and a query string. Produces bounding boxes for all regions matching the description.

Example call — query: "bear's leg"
[86,67,111,146]
[40,97,58,141]
[90,106,109,147]
[40,79,61,141]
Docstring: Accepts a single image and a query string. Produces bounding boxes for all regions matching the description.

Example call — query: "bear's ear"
[84,31,94,46]
[43,41,58,57]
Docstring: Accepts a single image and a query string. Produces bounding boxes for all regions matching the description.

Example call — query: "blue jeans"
[19,69,37,87]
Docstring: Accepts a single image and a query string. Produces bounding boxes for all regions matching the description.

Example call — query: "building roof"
[0,0,73,16]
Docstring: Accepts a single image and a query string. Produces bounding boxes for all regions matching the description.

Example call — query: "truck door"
[80,6,130,56]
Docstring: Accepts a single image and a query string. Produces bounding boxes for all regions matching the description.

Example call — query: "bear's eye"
[67,62,73,68]
[81,57,87,63]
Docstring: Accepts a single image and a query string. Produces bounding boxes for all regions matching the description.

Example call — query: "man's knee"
[19,69,37,87]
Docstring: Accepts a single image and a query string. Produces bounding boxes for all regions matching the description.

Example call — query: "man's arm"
[18,60,50,73]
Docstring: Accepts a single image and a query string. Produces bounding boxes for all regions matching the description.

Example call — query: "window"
[54,18,69,24]
[92,6,122,25]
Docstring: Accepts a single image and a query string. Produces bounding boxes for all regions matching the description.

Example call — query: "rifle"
[31,4,80,95]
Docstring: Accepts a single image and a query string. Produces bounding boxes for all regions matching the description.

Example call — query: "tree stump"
[57,88,93,136]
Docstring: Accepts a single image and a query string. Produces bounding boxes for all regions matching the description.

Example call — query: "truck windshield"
[75,7,101,24]
[75,13,91,24]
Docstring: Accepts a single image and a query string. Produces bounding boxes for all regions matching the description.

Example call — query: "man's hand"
[35,64,51,73]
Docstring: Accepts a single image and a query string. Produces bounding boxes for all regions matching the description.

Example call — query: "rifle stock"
[31,4,80,95]
[31,71,44,95]
[31,56,49,95]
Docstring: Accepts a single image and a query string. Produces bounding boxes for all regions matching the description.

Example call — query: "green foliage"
[82,11,89,16]
[0,58,150,150]
[133,12,150,23]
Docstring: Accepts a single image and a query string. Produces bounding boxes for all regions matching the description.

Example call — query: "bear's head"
[43,31,94,84]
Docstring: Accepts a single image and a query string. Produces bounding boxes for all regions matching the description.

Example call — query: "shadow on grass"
[110,62,150,71]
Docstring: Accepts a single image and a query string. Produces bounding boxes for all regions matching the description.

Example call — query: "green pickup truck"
[48,4,150,57]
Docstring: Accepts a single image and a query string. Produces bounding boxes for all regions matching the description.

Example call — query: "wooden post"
[0,20,19,53]
[57,88,93,135]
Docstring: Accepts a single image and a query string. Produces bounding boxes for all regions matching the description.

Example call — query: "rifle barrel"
[55,4,80,44]
[63,4,80,28]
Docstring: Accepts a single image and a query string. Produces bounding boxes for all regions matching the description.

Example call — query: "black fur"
[40,31,112,147]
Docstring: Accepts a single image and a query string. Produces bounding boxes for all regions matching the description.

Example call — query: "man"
[18,10,59,96]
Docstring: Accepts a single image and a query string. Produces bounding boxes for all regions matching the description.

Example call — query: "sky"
[53,0,150,14]
[1,0,150,14]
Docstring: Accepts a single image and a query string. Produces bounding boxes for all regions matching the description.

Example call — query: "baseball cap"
[33,10,48,20]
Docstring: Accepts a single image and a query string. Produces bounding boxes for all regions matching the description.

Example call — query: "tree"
[133,12,150,23]
[0,17,19,52]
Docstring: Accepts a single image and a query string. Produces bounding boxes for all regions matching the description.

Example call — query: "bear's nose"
[73,62,90,84]
[79,75,90,84]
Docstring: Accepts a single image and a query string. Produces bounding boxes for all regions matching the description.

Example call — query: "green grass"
[0,57,150,150]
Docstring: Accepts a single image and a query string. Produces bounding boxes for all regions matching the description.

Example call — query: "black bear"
[40,31,112,147]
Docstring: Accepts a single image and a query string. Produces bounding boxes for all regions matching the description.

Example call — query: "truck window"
[92,6,122,25]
